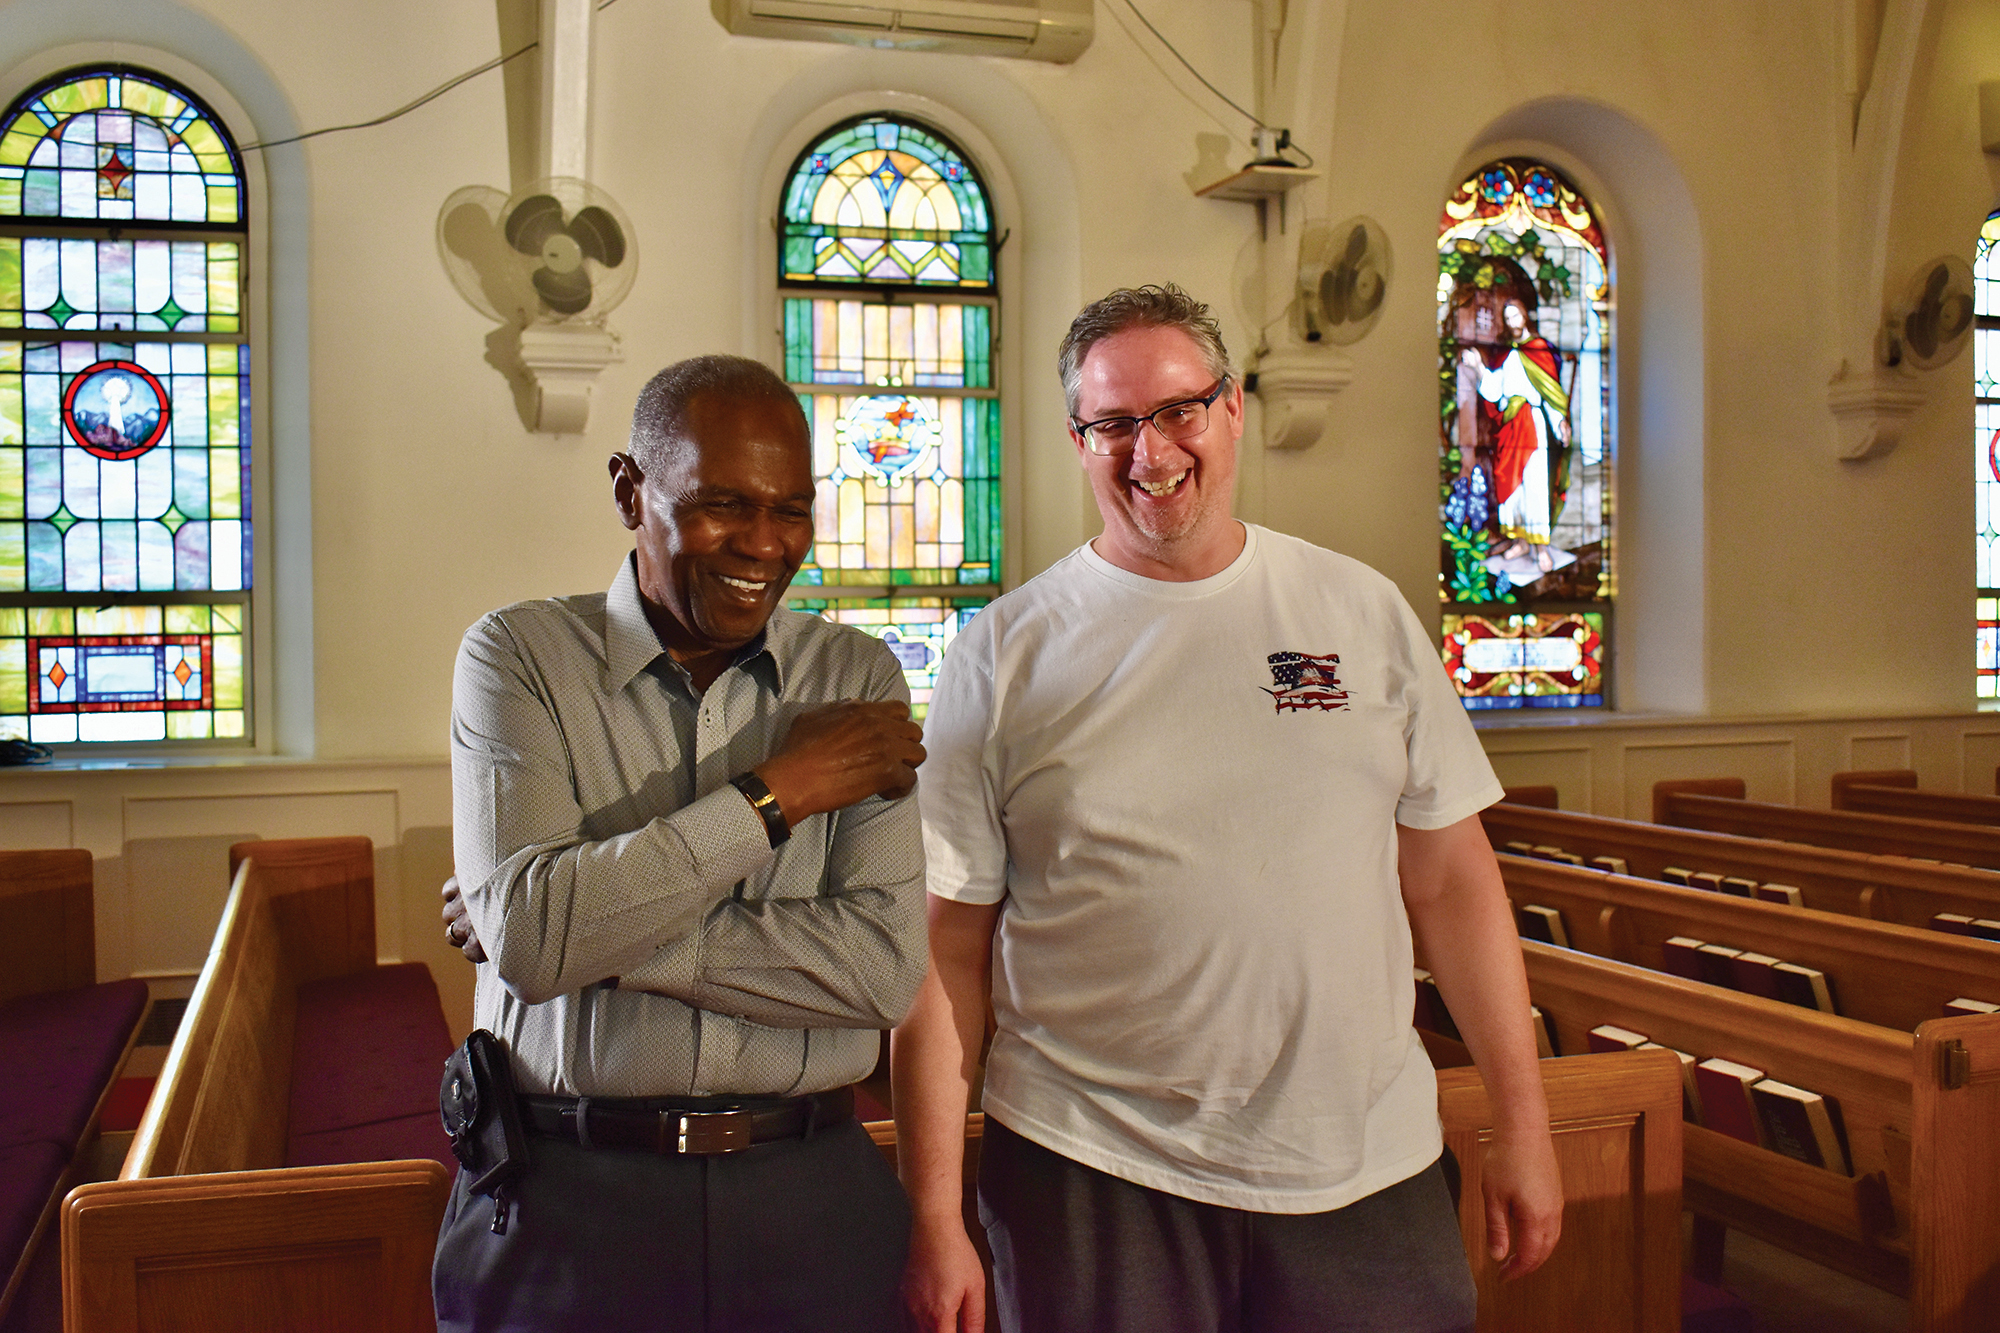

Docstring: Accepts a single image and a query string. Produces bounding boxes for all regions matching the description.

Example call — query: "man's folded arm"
[453,622,776,1005]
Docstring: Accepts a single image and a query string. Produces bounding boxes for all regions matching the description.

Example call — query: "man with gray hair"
[896,285,1561,1332]
[435,354,928,1332]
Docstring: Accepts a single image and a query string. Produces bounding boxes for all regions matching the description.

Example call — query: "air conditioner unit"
[712,0,1093,62]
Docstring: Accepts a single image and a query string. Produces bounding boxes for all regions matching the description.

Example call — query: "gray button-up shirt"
[451,554,928,1098]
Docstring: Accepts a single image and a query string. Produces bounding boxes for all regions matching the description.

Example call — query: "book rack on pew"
[1481,802,2000,933]
[1450,939,2000,1333]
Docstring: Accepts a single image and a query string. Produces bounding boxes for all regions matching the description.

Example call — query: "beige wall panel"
[1620,739,1795,817]
[399,824,472,1040]
[1961,732,2000,796]
[1848,733,1912,773]
[0,800,73,849]
[1483,748,1592,811]
[122,792,399,977]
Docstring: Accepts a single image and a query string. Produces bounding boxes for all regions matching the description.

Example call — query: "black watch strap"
[730,772,790,848]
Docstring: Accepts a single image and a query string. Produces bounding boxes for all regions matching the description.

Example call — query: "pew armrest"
[62,1159,449,1333]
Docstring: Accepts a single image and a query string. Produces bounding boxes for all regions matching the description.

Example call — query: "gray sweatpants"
[977,1118,1478,1333]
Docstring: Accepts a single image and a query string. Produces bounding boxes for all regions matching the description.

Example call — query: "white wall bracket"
[1826,359,1927,461]
[488,324,624,435]
[1252,347,1352,451]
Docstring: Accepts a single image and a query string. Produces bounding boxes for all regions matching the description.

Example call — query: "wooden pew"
[1481,802,2000,932]
[63,839,449,1333]
[864,1051,1686,1333]
[1831,769,2000,829]
[1493,853,2000,1031]
[0,851,147,1328]
[1652,779,2000,872]
[1512,940,2000,1332]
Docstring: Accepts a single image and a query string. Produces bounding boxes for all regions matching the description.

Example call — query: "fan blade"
[533,265,594,316]
[505,194,568,257]
[567,206,627,268]
[1320,267,1348,325]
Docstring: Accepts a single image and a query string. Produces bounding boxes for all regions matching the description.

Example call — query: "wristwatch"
[730,772,790,848]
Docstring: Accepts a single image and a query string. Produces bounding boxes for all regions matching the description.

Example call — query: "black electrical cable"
[238,0,620,154]
[1119,0,1314,169]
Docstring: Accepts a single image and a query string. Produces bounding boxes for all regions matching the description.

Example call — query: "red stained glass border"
[26,634,212,712]
[60,360,173,460]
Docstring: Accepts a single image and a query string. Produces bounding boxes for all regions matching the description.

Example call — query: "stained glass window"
[780,116,1000,713]
[1975,207,2000,699]
[0,67,251,744]
[1437,158,1611,710]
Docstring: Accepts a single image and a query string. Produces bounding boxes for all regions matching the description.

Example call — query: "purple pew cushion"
[0,1140,67,1276]
[286,963,452,1141]
[1680,1274,1753,1333]
[286,1112,455,1172]
[0,979,147,1153]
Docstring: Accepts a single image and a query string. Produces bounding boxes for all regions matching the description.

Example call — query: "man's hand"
[441,875,486,963]
[1481,1126,1563,1279]
[902,1215,987,1333]
[755,700,925,826]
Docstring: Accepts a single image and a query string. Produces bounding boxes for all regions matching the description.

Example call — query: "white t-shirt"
[920,523,1502,1213]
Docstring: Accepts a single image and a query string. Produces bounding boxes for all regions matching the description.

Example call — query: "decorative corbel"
[1252,348,1353,451]
[488,323,624,435]
[1826,359,1927,461]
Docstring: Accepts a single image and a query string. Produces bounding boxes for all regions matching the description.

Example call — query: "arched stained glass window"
[1974,206,2000,699]
[1437,158,1612,710]
[0,67,251,745]
[779,115,1000,714]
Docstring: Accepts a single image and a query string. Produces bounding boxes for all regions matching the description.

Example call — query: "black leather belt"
[518,1086,854,1155]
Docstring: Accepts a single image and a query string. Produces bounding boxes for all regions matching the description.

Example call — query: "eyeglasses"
[1071,378,1229,456]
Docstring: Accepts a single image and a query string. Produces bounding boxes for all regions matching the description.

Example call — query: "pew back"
[1831,769,2000,829]
[124,838,376,1180]
[1495,854,2000,1031]
[1481,802,2000,931]
[0,849,94,1004]
[1656,786,2000,873]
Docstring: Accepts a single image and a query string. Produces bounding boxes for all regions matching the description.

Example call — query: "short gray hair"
[1057,283,1234,417]
[628,355,806,477]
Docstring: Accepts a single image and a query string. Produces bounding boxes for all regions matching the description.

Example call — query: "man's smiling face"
[1070,322,1244,579]
[618,392,816,676]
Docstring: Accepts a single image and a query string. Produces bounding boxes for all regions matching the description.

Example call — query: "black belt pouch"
[440,1029,530,1229]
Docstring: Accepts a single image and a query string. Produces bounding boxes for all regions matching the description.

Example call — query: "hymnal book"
[1696,944,1745,989]
[1587,1024,1649,1054]
[1944,997,2000,1017]
[1589,855,1629,875]
[1970,919,2000,942]
[1504,841,1536,856]
[1662,867,1694,886]
[1690,871,1726,893]
[1661,936,1707,981]
[1750,1079,1852,1175]
[1930,913,1977,935]
[1754,883,1805,907]
[1552,852,1586,867]
[1639,1042,1703,1123]
[1529,1005,1559,1058]
[1517,904,1570,948]
[1772,962,1838,1014]
[1412,968,1460,1040]
[1728,952,1784,1001]
[1694,1058,1768,1146]
[1531,844,1567,861]
[1720,877,1759,898]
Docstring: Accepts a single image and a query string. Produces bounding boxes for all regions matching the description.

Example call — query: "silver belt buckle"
[671,1109,753,1154]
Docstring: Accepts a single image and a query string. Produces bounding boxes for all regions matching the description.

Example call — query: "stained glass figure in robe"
[780,115,1001,705]
[1437,158,1611,709]
[0,68,250,743]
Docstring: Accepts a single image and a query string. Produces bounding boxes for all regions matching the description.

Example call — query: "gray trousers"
[977,1119,1477,1333]
[433,1118,909,1333]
